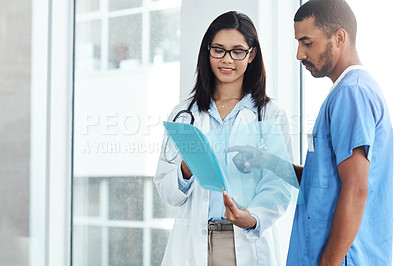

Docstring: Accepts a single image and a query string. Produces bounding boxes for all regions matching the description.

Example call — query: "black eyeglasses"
[208,47,252,61]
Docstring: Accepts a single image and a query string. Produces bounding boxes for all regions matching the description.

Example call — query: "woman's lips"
[219,67,235,74]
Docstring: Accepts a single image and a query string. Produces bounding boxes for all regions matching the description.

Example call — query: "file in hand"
[163,119,302,209]
[163,121,228,192]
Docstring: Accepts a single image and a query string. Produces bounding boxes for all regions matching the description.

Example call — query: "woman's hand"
[181,160,193,180]
[223,189,257,229]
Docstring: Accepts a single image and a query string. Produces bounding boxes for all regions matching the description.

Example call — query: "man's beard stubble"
[302,41,333,78]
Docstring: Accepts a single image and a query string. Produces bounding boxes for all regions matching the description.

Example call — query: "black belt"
[208,221,233,231]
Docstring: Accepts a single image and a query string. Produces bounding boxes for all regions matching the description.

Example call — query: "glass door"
[72,0,181,265]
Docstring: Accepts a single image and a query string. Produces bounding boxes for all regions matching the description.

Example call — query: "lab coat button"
[202,229,207,235]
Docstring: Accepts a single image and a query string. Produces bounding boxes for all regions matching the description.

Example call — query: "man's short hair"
[294,0,357,45]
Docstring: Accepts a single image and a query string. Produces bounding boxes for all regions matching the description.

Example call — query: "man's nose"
[296,46,306,61]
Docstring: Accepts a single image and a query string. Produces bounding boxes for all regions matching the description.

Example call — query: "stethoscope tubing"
[172,109,195,124]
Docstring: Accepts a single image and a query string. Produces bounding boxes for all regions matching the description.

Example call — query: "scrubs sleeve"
[329,86,378,164]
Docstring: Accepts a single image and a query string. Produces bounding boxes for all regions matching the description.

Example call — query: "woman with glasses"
[154,11,293,266]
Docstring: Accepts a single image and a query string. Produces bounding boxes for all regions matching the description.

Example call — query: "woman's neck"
[213,81,243,101]
[213,82,244,121]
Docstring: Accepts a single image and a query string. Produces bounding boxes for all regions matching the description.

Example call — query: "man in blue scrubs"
[287,0,393,265]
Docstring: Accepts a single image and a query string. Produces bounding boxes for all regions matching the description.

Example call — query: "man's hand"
[223,188,257,229]
[226,145,267,174]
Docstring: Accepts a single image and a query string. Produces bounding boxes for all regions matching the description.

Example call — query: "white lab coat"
[154,99,293,266]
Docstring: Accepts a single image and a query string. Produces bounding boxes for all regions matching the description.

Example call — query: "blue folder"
[163,121,227,192]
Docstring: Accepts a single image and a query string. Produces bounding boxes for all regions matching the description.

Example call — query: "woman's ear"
[249,47,257,63]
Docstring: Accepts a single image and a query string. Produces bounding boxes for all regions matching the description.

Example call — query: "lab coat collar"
[193,108,211,133]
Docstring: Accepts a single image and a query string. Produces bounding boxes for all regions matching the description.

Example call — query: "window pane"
[73,226,102,266]
[150,8,180,64]
[109,0,142,11]
[109,228,143,265]
[76,0,100,14]
[108,15,142,69]
[73,178,101,217]
[151,229,170,265]
[109,177,144,220]
[75,20,101,72]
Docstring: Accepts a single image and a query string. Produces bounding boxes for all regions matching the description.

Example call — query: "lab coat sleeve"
[177,161,195,193]
[153,103,196,207]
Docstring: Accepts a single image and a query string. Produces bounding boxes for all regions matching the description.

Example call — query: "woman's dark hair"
[294,0,357,45]
[188,11,269,112]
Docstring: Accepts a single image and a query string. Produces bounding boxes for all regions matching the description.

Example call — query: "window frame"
[30,0,74,265]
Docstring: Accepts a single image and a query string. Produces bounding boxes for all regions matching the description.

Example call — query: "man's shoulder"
[339,69,378,91]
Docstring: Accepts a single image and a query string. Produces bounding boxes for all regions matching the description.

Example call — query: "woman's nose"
[221,51,234,63]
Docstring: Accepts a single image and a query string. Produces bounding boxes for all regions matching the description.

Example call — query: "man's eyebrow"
[298,36,311,42]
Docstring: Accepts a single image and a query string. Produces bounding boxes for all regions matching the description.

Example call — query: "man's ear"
[249,47,257,63]
[335,29,347,48]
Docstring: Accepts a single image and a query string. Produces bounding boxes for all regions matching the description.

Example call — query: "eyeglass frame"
[208,46,253,61]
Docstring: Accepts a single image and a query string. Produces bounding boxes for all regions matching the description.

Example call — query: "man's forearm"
[319,147,370,265]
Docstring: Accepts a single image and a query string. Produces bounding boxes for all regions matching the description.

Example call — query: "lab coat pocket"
[309,137,334,189]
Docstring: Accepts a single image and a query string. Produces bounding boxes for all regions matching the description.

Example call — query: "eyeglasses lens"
[209,47,247,60]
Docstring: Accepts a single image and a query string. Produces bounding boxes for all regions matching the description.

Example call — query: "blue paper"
[163,122,227,192]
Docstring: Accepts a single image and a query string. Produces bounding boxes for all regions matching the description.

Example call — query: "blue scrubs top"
[287,67,393,265]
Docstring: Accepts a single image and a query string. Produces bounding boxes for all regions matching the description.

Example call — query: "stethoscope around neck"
[163,104,268,163]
